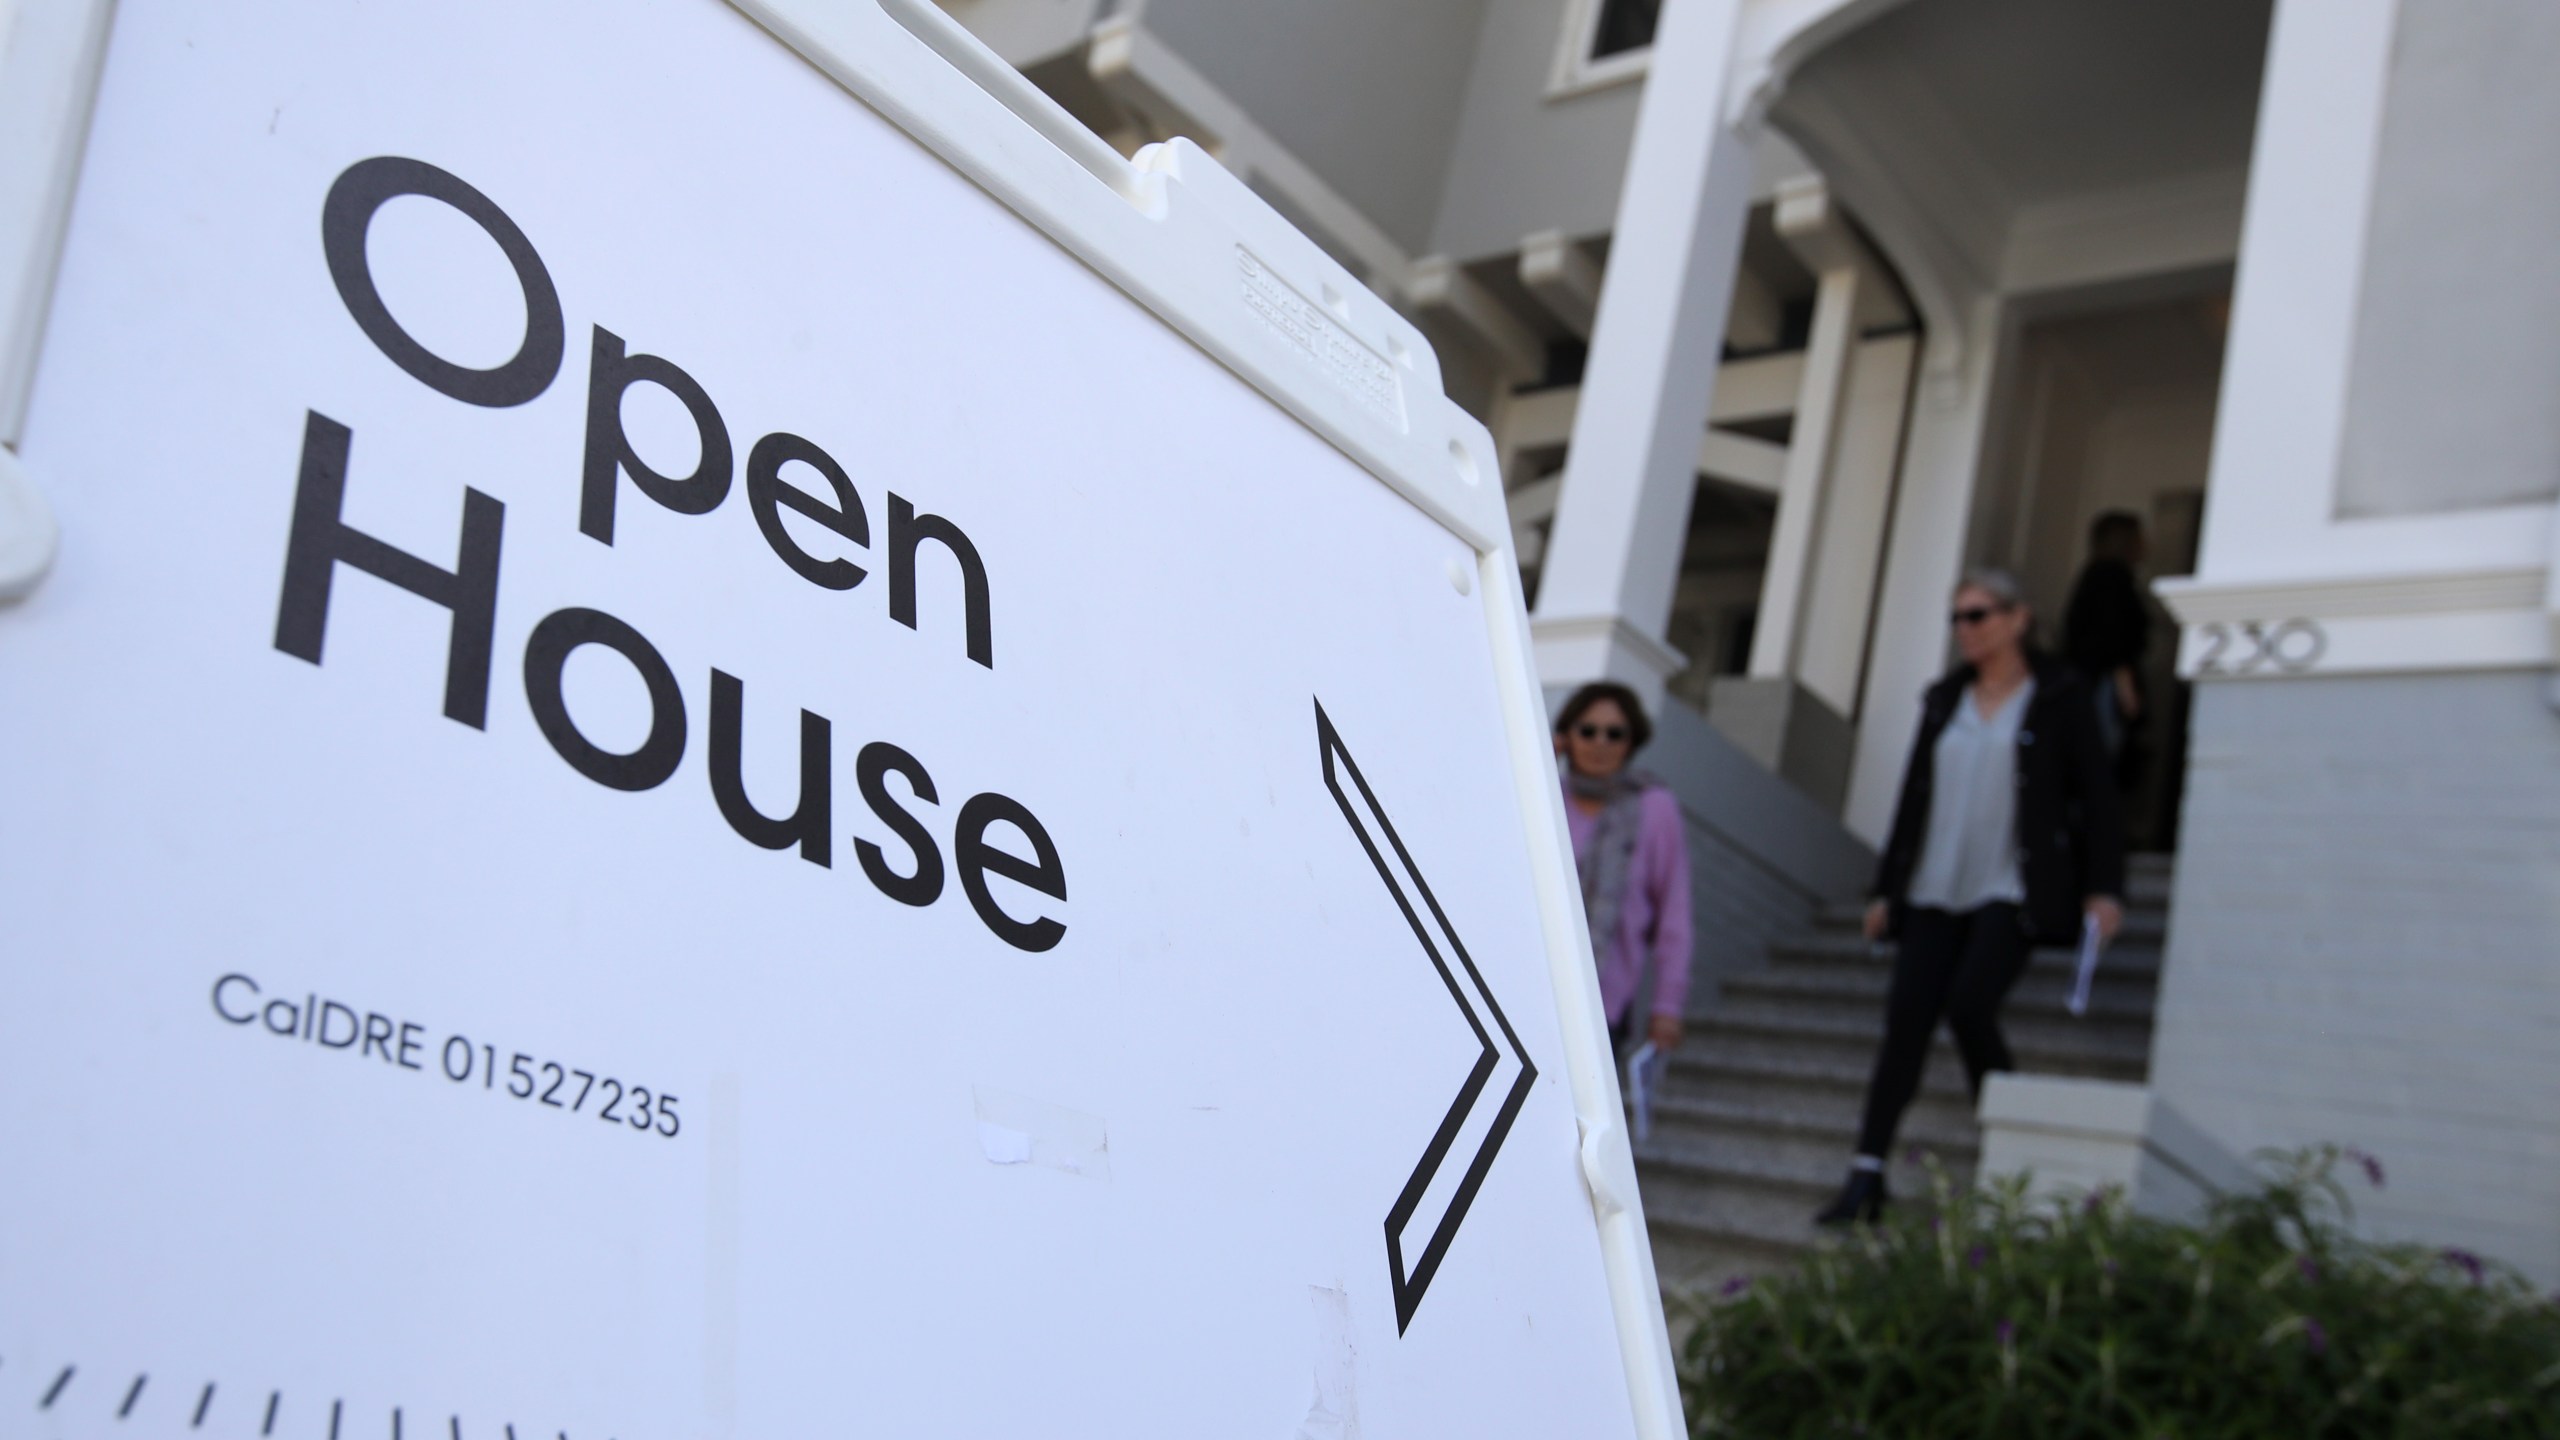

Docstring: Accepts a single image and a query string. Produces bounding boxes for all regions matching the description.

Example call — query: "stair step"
[1642,1194,1820,1289]
[1661,1053,1980,1136]
[1635,1145,1971,1288]
[1719,968,2157,1026]
[1773,930,2165,977]
[1683,1009,2150,1081]
[1635,1095,1976,1182]
[1703,997,2153,1056]
[1634,855,2174,1284]
[1739,973,2159,1027]
[1643,1092,1978,1157]
[1669,1044,1985,1100]
[1813,892,2172,934]
[1638,1132,1974,1197]
[1756,957,2163,1012]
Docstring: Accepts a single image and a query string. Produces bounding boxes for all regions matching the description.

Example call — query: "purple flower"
[1719,1274,1754,1298]
[1904,1145,1928,1166]
[2345,1147,2386,1189]
[2442,1249,2485,1285]
[2297,1256,2321,1284]
[2304,1318,2328,1357]
[1930,1216,1945,1234]
[2103,1258,2120,1276]
[2083,1188,2106,1213]
[1968,1245,1988,1270]
[1995,1318,2016,1345]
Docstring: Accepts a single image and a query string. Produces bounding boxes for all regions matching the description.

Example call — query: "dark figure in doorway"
[1813,568,2126,1226]
[2064,511,2151,770]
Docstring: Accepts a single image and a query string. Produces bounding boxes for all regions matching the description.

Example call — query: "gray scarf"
[1569,767,1653,965]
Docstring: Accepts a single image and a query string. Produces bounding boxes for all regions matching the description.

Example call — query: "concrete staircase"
[1634,855,2174,1289]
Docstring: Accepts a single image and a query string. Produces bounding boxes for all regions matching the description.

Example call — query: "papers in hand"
[2066,913,2106,1018]
[1626,1041,1668,1143]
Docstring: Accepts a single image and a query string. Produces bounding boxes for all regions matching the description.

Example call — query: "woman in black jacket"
[1814,568,2126,1225]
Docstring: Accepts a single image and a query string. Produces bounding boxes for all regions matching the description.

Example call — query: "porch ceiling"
[1772,0,2273,314]
[1847,0,2272,203]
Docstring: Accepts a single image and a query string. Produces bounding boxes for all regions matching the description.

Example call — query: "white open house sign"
[0,2,1681,1434]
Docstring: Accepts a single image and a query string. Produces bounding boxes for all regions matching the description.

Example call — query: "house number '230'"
[2192,618,2327,675]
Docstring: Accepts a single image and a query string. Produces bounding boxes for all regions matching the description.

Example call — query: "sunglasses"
[1950,605,2009,628]
[1574,724,1629,743]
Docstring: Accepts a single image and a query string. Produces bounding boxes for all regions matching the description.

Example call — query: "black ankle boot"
[1814,1168,1889,1226]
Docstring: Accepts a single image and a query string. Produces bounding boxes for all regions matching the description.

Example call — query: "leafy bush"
[1676,1147,2560,1438]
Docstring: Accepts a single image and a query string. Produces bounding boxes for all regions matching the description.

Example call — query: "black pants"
[1854,903,2032,1159]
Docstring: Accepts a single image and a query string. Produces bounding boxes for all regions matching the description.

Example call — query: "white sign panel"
[0,2,1676,1436]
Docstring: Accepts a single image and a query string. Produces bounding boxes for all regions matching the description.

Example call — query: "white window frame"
[1546,0,1653,99]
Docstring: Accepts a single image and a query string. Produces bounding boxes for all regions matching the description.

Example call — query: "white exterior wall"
[1430,0,1645,260]
[1139,0,1492,254]
[2154,674,2560,1282]
[2171,0,2550,603]
[2334,0,2560,516]
[931,0,2560,1281]
[2148,0,2560,1281]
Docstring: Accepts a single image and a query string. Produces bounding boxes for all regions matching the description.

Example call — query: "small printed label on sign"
[1237,247,1406,431]
[209,973,682,1139]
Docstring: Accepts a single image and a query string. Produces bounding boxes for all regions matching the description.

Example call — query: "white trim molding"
[1728,0,1917,128]
[1408,253,1546,382]
[1977,1076,2252,1224]
[2155,567,2553,681]
[1529,611,1690,701]
[2158,567,2544,623]
[2000,166,2249,297]
[1519,229,1605,338]
[1546,0,1654,100]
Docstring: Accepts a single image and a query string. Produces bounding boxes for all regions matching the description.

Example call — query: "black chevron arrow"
[1316,699,1538,1334]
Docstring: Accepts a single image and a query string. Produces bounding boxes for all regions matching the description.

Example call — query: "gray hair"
[1957,567,2025,608]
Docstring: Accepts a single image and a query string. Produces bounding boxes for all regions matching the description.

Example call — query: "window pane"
[1592,0,1661,59]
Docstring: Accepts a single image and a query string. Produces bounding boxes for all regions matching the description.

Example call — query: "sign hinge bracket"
[0,443,58,601]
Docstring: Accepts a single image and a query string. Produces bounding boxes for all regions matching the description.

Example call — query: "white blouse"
[1905,679,2034,913]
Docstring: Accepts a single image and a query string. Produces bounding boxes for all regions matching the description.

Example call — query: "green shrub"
[1676,1147,2560,1438]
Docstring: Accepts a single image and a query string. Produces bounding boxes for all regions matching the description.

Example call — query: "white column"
[1841,298,2008,843]
[1529,0,1758,707]
[1746,181,1865,679]
[1795,331,1918,713]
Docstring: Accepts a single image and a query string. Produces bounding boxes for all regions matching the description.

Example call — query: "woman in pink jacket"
[1554,682,1694,1055]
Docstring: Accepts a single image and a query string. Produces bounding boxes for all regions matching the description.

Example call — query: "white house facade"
[941,0,2560,1284]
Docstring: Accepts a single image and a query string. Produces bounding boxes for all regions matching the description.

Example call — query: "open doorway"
[1972,287,2229,852]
